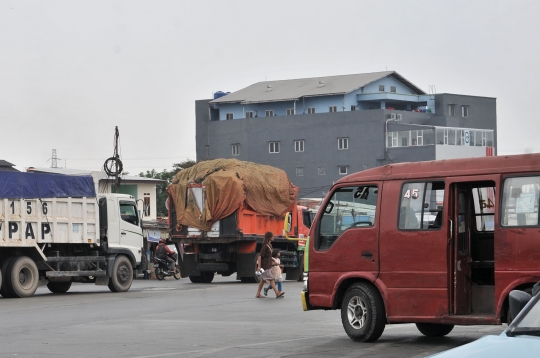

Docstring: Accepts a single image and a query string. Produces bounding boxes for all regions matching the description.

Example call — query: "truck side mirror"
[509,290,532,322]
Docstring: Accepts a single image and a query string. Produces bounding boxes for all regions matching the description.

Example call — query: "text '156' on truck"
[302,153,540,342]
[167,159,311,283]
[0,171,143,298]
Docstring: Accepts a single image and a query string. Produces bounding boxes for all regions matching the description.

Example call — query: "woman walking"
[255,232,285,299]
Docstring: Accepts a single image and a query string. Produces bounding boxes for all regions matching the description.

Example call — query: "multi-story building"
[196,71,496,197]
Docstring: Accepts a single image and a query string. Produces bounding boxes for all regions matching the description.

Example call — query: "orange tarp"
[167,159,299,231]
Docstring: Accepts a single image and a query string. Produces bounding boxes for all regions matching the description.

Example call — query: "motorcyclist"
[156,238,177,271]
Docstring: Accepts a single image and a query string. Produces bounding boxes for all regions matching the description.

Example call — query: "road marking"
[132,333,346,358]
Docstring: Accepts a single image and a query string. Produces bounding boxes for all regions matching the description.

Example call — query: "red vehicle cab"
[301,153,540,342]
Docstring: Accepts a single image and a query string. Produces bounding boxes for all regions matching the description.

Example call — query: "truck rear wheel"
[7,256,39,298]
[189,276,202,283]
[415,323,454,337]
[200,271,214,283]
[341,283,386,342]
[108,256,133,292]
[47,281,72,294]
[0,257,15,298]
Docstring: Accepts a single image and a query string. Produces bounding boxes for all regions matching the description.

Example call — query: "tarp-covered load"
[0,172,96,199]
[167,159,299,231]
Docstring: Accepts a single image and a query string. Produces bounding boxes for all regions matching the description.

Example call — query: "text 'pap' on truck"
[0,171,143,298]
[302,153,540,342]
[167,159,310,283]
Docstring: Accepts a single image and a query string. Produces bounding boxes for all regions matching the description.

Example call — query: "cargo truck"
[0,171,143,298]
[167,159,310,283]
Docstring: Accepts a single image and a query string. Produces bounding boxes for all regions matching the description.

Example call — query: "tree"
[139,160,197,217]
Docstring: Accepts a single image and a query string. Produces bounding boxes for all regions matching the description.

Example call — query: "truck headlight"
[303,272,308,291]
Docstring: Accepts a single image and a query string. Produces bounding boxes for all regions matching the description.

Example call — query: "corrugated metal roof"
[210,71,425,104]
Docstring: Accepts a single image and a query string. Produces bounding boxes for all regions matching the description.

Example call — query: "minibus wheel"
[341,283,386,342]
[415,323,454,337]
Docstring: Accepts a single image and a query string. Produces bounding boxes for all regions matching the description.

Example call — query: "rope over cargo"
[167,159,299,231]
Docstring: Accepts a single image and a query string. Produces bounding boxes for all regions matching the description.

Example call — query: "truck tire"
[7,256,39,298]
[200,271,214,283]
[47,281,72,294]
[0,257,15,298]
[341,283,386,342]
[108,255,133,292]
[189,276,202,283]
[239,254,260,283]
[415,323,454,337]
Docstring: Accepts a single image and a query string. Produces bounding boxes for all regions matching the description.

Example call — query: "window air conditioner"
[389,113,396,120]
[396,114,402,121]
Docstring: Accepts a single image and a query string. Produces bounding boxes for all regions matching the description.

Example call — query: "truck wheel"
[108,256,133,292]
[7,256,39,298]
[0,257,15,298]
[189,276,202,283]
[341,283,386,342]
[415,323,454,337]
[200,271,214,283]
[240,254,261,283]
[47,281,72,294]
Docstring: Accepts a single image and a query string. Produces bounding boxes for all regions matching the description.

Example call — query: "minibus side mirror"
[509,290,532,321]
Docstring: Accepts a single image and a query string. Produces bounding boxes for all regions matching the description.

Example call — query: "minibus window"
[472,186,496,231]
[316,186,378,251]
[502,176,540,227]
[399,182,445,230]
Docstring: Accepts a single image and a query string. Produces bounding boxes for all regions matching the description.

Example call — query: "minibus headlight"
[303,272,308,291]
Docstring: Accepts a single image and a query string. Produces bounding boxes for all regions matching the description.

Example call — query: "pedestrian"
[255,232,285,299]
[264,249,283,296]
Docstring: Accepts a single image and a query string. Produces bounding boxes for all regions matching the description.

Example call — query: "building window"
[379,85,385,92]
[462,105,469,117]
[226,113,234,120]
[318,167,325,176]
[338,137,349,150]
[269,141,280,153]
[265,110,274,117]
[307,107,316,114]
[245,111,254,118]
[143,196,150,217]
[294,140,304,152]
[329,106,337,112]
[286,108,295,115]
[390,86,396,93]
[338,166,348,175]
[448,104,455,116]
[232,144,239,156]
[351,105,357,111]
[296,167,304,176]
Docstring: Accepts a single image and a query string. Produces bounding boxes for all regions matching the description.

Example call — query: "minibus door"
[450,176,498,315]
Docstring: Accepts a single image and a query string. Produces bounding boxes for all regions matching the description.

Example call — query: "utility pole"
[51,149,59,168]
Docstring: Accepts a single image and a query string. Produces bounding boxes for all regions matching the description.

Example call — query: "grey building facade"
[196,72,497,198]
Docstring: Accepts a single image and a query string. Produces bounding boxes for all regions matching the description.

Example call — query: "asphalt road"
[0,276,504,358]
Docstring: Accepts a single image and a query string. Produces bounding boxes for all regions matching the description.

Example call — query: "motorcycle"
[153,257,181,280]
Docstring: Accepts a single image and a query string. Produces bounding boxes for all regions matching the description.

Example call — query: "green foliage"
[139,159,196,217]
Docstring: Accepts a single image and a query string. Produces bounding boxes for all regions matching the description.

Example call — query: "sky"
[1,0,539,173]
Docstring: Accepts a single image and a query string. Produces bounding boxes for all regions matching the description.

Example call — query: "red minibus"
[301,153,540,342]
